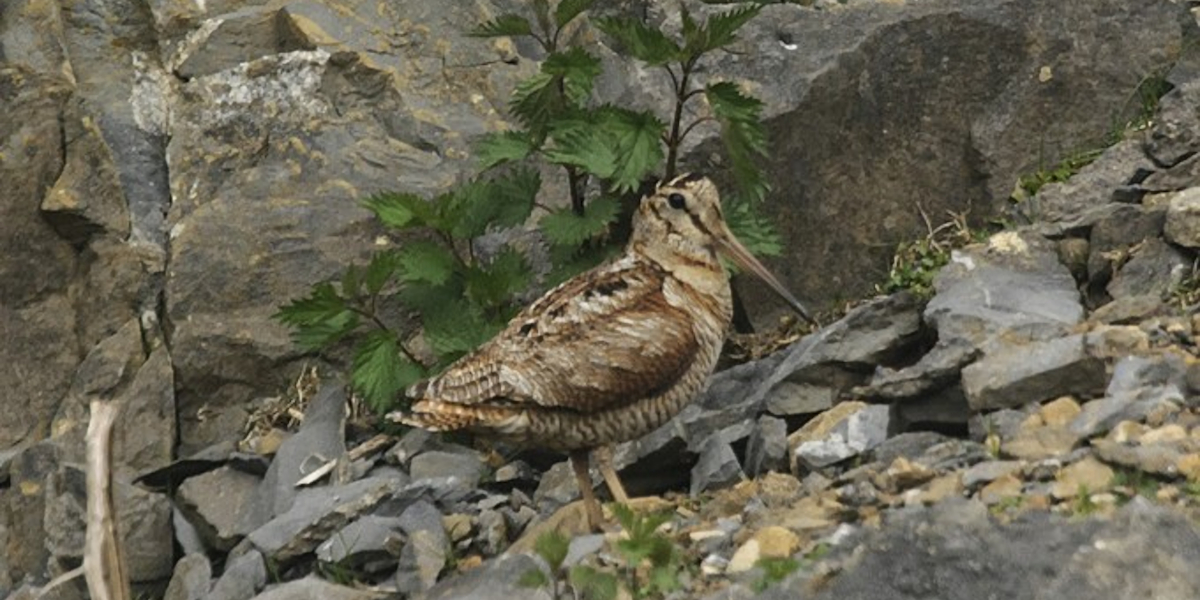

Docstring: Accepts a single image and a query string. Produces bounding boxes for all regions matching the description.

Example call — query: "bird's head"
[631,173,816,325]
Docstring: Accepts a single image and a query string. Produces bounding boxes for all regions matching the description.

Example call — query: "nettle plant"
[275,0,780,412]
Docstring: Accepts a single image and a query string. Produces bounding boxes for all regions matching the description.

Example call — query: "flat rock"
[855,338,978,401]
[417,553,551,600]
[394,500,449,595]
[791,402,891,470]
[209,549,268,600]
[252,575,386,600]
[762,500,1200,600]
[1107,238,1191,300]
[961,335,1106,411]
[163,553,211,600]
[1084,203,1166,290]
[409,450,487,489]
[925,231,1084,353]
[1092,440,1187,476]
[691,435,745,496]
[1004,425,1080,461]
[246,475,398,564]
[1051,457,1114,499]
[315,515,405,573]
[177,465,262,551]
[1070,355,1188,438]
[961,460,1025,490]
[1166,186,1200,248]
[257,383,347,522]
[743,415,789,477]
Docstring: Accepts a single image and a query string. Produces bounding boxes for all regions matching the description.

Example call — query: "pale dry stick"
[84,400,131,600]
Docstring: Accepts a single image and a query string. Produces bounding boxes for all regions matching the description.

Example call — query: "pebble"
[1039,397,1082,428]
[1175,453,1200,481]
[961,460,1024,489]
[1005,425,1079,460]
[1141,424,1188,445]
[906,474,962,506]
[1051,457,1114,499]
[1108,420,1147,443]
[979,474,1023,505]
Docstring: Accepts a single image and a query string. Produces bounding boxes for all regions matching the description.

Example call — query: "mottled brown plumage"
[391,174,812,529]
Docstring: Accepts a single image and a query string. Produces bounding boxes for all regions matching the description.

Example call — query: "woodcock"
[392,174,814,530]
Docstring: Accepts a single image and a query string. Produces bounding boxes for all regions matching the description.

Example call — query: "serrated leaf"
[596,106,665,192]
[648,564,683,594]
[544,121,618,178]
[365,250,401,295]
[361,191,435,230]
[685,5,762,55]
[725,198,782,258]
[533,0,552,37]
[706,81,770,204]
[469,14,532,38]
[542,47,602,107]
[352,331,423,412]
[594,16,681,65]
[396,280,463,315]
[466,248,530,310]
[518,568,549,589]
[449,168,540,239]
[274,283,361,350]
[533,530,570,570]
[476,130,538,170]
[398,241,458,285]
[555,0,594,28]
[510,72,562,130]
[539,196,620,247]
[423,299,503,357]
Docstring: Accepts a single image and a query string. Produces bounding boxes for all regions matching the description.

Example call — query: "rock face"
[2,0,1200,598]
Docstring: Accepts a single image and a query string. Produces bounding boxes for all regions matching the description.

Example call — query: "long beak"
[718,229,818,326]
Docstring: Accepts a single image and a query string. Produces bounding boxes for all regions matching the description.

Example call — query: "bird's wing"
[410,256,699,414]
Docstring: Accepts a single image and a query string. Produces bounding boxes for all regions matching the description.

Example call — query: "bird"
[391,173,814,530]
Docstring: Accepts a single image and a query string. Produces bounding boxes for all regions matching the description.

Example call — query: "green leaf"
[448,168,540,239]
[594,16,681,65]
[273,283,359,350]
[365,250,401,295]
[510,72,562,130]
[533,530,570,570]
[361,191,435,230]
[542,47,602,107]
[568,566,619,600]
[466,248,530,311]
[341,264,361,297]
[706,81,770,203]
[596,106,665,192]
[544,121,618,178]
[725,198,782,258]
[648,563,683,595]
[395,279,463,315]
[352,330,423,412]
[469,14,532,38]
[685,5,762,55]
[423,299,502,357]
[532,0,552,38]
[518,568,549,589]
[539,196,620,247]
[555,0,594,28]
[476,131,538,170]
[398,241,458,286]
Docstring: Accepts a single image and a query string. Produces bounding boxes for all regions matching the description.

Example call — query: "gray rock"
[246,475,397,564]
[43,464,173,583]
[492,460,538,489]
[409,450,487,489]
[209,549,268,600]
[386,429,442,467]
[760,499,1200,600]
[257,382,347,522]
[969,407,1034,442]
[691,435,745,496]
[794,404,891,469]
[1090,294,1170,324]
[1070,355,1188,438]
[563,533,606,568]
[870,431,954,466]
[855,338,978,402]
[315,515,405,573]
[532,461,583,510]
[743,416,789,477]
[1091,440,1185,476]
[1147,79,1200,167]
[1026,138,1156,226]
[1085,203,1167,290]
[174,506,207,557]
[163,553,212,600]
[1107,238,1190,300]
[395,500,450,595]
[252,575,383,600]
[961,460,1025,489]
[926,232,1084,353]
[764,381,836,416]
[177,465,262,551]
[477,509,508,556]
[961,334,1106,411]
[418,553,551,600]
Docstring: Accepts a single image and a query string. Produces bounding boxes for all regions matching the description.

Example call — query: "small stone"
[727,539,762,573]
[1039,397,1082,428]
[1108,421,1147,443]
[790,402,890,469]
[442,514,473,543]
[1024,494,1053,511]
[907,474,963,506]
[752,526,801,558]
[1157,485,1181,502]
[961,335,1106,411]
[1164,186,1200,248]
[563,533,605,567]
[701,553,729,577]
[1176,453,1200,481]
[1005,425,1079,460]
[1141,424,1188,445]
[979,474,1023,505]
[1024,458,1064,481]
[1051,457,1114,499]
[961,460,1024,489]
[1092,440,1183,476]
[744,415,789,476]
[409,450,487,488]
[879,457,935,492]
[691,435,745,495]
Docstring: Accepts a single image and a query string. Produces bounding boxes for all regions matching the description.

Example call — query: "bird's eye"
[667,193,686,210]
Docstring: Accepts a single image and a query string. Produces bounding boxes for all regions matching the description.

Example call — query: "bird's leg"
[594,445,630,505]
[569,449,605,531]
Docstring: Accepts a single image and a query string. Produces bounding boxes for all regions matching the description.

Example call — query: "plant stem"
[348,305,423,365]
[664,59,694,179]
